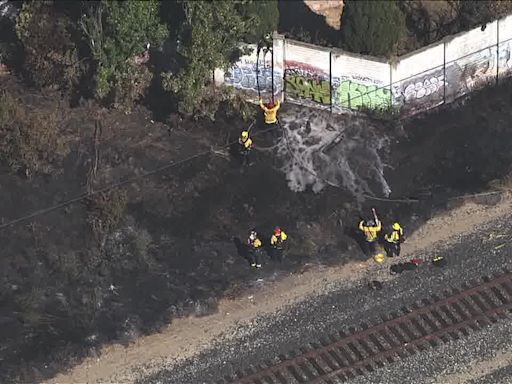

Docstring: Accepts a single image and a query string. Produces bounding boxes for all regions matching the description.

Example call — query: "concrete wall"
[214,44,275,102]
[216,14,512,117]
[283,39,331,109]
[392,43,445,116]
[332,50,391,112]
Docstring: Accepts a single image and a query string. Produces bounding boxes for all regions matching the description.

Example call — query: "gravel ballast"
[140,213,512,384]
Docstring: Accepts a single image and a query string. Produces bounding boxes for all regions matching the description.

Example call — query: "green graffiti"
[285,75,330,105]
[336,80,391,110]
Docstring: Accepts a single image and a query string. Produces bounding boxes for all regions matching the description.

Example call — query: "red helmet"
[274,226,281,235]
[265,101,275,109]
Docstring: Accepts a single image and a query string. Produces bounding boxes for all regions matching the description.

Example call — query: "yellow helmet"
[392,222,401,230]
[374,253,385,263]
[241,131,249,138]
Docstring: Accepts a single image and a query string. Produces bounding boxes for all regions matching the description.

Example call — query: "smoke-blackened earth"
[2,76,512,383]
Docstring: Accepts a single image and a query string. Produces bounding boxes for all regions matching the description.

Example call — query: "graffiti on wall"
[220,22,512,116]
[332,77,391,110]
[225,65,279,93]
[401,73,445,101]
[284,61,330,106]
[446,46,497,100]
[392,66,446,114]
[225,50,280,95]
[498,39,512,74]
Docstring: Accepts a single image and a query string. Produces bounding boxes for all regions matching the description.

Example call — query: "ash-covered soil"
[141,212,512,384]
[2,75,512,383]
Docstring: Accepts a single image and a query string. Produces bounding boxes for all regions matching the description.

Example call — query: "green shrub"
[80,0,168,109]
[237,0,279,43]
[163,1,254,117]
[340,0,405,57]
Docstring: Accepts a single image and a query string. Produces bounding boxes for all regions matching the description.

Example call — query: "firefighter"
[259,99,281,128]
[270,226,288,261]
[238,130,252,165]
[260,33,273,53]
[358,208,381,255]
[384,222,404,257]
[247,230,263,268]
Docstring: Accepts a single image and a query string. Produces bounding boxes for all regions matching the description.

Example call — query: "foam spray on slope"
[277,106,391,202]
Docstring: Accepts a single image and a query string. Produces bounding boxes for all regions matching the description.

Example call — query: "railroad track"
[218,269,512,384]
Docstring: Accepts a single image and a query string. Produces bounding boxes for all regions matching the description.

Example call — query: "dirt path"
[434,350,512,384]
[46,193,512,384]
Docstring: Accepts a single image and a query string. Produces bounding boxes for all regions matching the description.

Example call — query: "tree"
[237,0,279,43]
[456,1,512,31]
[80,0,168,108]
[340,0,405,57]
[15,1,81,90]
[162,0,254,117]
[0,1,21,69]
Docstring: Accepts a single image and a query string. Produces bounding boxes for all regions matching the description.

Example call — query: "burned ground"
[2,75,512,383]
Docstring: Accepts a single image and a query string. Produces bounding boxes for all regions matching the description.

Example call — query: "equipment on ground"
[368,280,383,290]
[432,255,446,267]
[374,252,385,263]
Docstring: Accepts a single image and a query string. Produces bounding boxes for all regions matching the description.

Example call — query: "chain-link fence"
[217,14,512,117]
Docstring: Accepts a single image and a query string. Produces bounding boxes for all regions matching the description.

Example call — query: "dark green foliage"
[6,0,279,114]
[162,0,254,117]
[340,0,405,56]
[458,0,494,29]
[455,0,512,30]
[80,0,168,108]
[237,0,279,43]
[0,5,21,69]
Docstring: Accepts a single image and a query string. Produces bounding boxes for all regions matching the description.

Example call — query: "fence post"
[497,19,500,85]
[329,50,333,113]
[271,41,275,101]
[389,62,393,110]
[443,41,446,104]
[283,37,287,102]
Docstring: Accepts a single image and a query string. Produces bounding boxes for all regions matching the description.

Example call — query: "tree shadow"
[142,1,185,122]
[144,48,176,122]
[232,236,252,266]
[278,0,339,46]
[343,224,369,258]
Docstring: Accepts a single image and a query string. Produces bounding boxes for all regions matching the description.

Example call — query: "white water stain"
[277,107,391,201]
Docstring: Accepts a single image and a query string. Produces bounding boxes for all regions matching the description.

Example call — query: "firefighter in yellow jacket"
[238,130,252,165]
[271,226,287,247]
[259,99,281,127]
[270,226,287,261]
[358,208,382,255]
[384,222,404,257]
[247,230,263,268]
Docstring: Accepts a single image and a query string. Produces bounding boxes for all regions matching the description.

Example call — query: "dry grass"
[0,90,70,177]
[489,174,512,192]
[85,189,128,239]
